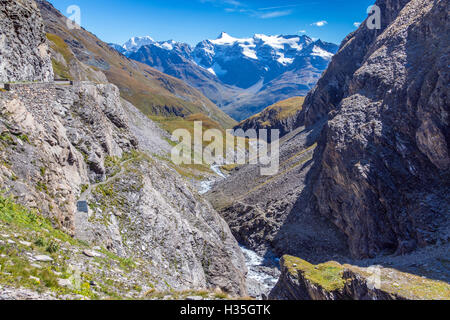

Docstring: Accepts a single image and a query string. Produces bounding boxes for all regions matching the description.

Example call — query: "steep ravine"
[198,166,280,299]
[1,0,448,301]
[208,0,449,300]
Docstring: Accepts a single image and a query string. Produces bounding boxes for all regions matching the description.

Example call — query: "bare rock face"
[0,80,247,296]
[77,154,247,295]
[300,0,412,127]
[0,82,135,232]
[208,123,349,263]
[269,255,450,300]
[0,0,247,298]
[300,0,450,258]
[209,2,449,298]
[0,0,53,82]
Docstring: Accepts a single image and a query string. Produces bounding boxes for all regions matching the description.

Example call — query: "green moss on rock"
[281,255,450,300]
[283,255,346,292]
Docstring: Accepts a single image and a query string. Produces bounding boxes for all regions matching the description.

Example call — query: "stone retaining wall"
[3,81,78,91]
[5,81,103,90]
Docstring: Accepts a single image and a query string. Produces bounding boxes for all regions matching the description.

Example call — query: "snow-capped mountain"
[110,33,338,121]
[119,36,192,57]
[122,36,155,52]
[193,32,337,89]
[195,32,315,68]
[108,43,127,55]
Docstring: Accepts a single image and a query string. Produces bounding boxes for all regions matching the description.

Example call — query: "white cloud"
[201,0,294,19]
[258,4,299,10]
[298,30,307,34]
[224,0,242,6]
[311,20,328,27]
[353,22,361,28]
[258,10,293,19]
[199,0,243,7]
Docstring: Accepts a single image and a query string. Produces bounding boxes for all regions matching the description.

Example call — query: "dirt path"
[79,157,137,201]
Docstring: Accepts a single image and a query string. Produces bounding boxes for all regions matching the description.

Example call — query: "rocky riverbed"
[240,246,280,299]
[199,165,227,195]
[198,166,281,299]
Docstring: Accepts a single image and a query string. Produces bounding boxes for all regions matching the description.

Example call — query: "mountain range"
[36,0,236,129]
[110,33,338,121]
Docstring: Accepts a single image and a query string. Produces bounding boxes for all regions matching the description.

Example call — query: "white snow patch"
[194,60,227,77]
[241,45,258,60]
[208,33,315,63]
[311,45,334,59]
[254,34,304,51]
[123,36,154,51]
[211,32,246,45]
[211,63,227,76]
[156,41,174,51]
[276,53,294,65]
[206,68,216,76]
[211,33,258,60]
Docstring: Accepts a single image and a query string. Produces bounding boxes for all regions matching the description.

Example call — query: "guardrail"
[2,80,74,91]
[54,79,74,85]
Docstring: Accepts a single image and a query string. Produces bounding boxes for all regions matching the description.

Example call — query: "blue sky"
[48,0,375,46]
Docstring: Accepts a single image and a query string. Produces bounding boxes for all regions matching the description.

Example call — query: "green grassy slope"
[237,96,305,128]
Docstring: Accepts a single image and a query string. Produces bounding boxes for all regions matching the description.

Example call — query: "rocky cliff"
[303,0,449,258]
[0,82,134,231]
[0,0,247,298]
[0,0,53,83]
[0,80,247,296]
[209,0,449,298]
[213,0,449,257]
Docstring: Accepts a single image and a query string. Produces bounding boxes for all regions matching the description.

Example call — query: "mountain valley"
[111,32,338,121]
[0,0,448,302]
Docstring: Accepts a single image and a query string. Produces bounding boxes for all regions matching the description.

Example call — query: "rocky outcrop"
[0,81,247,296]
[0,82,134,231]
[269,255,450,300]
[0,195,241,300]
[0,0,53,82]
[77,153,248,295]
[302,0,450,258]
[209,0,449,295]
[299,0,412,127]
